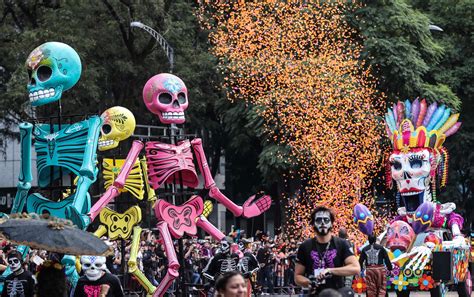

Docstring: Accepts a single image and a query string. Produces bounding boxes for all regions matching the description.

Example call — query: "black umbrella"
[0,214,112,256]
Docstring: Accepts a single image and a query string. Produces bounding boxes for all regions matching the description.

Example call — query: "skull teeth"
[400,191,423,196]
[29,88,55,102]
[98,140,115,147]
[161,112,185,120]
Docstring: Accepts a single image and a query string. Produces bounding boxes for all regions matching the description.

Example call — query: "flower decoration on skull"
[386,220,415,252]
[26,42,82,107]
[385,99,461,214]
[98,106,136,151]
[142,73,188,124]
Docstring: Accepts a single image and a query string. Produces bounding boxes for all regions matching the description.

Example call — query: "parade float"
[354,99,471,296]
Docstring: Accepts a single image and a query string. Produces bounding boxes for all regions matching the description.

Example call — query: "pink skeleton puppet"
[139,73,271,296]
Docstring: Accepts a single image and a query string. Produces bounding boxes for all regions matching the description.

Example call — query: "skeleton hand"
[397,207,407,216]
[392,246,431,278]
[242,195,271,218]
[439,202,456,215]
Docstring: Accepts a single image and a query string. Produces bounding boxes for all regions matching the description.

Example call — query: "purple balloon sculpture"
[353,204,374,235]
[412,202,435,234]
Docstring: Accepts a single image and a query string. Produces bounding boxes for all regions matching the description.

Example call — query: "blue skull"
[26,42,82,106]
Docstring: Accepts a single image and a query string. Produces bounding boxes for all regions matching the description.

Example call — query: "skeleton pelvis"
[26,192,91,221]
[99,206,142,240]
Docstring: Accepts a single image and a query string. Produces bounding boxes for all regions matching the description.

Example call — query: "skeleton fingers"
[392,246,431,277]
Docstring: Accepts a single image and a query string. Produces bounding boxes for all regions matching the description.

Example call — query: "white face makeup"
[7,257,22,272]
[314,211,332,236]
[220,240,230,254]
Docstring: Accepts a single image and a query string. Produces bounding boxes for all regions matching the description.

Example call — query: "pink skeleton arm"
[191,138,271,218]
[89,140,144,221]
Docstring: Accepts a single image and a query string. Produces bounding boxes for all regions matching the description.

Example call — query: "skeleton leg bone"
[128,226,156,294]
[153,221,180,297]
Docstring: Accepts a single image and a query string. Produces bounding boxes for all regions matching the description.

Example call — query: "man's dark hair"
[368,234,376,244]
[338,227,348,239]
[310,206,336,226]
[6,250,22,260]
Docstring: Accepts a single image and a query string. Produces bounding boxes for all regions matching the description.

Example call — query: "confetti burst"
[198,1,388,241]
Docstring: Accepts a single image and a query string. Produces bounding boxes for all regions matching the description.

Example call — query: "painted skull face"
[386,220,415,252]
[98,106,136,151]
[7,254,22,272]
[80,256,106,281]
[314,211,332,236]
[220,240,230,254]
[142,73,188,124]
[26,42,81,106]
[390,148,435,213]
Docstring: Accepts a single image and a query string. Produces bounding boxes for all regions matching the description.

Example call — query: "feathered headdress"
[384,98,461,191]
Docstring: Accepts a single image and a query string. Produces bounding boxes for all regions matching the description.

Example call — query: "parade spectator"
[215,271,247,297]
[1,250,35,297]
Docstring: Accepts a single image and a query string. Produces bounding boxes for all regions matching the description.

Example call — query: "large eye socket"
[409,159,423,169]
[177,92,187,104]
[391,160,402,170]
[102,124,112,134]
[159,93,172,104]
[37,65,52,82]
[83,263,91,268]
[400,226,409,235]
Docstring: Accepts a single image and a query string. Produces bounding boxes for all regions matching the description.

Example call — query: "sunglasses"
[315,217,331,224]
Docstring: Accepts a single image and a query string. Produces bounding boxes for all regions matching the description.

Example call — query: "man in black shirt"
[295,206,360,295]
[1,251,34,297]
[359,234,392,297]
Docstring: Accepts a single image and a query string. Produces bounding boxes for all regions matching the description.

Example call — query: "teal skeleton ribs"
[11,117,102,229]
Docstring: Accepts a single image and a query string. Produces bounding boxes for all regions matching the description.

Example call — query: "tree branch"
[101,0,136,58]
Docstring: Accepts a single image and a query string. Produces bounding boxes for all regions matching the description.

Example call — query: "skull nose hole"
[37,65,52,82]
[172,100,180,108]
[30,77,36,86]
[102,124,112,134]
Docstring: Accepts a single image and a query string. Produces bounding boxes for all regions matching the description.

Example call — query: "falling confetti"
[198,1,388,241]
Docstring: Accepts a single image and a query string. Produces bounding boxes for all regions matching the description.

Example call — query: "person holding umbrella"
[1,250,34,297]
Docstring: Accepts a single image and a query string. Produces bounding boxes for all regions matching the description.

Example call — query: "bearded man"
[295,206,360,295]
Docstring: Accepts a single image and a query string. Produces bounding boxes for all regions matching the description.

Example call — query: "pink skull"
[142,73,188,124]
[386,220,415,252]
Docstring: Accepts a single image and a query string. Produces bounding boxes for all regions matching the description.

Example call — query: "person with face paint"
[1,251,34,297]
[202,239,240,297]
[295,206,360,295]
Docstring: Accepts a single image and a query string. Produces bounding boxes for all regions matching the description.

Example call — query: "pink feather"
[416,99,427,128]
[444,122,462,137]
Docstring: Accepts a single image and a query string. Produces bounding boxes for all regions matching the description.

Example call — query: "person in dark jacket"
[359,234,392,297]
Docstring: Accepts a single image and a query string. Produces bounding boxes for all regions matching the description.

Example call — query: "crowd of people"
[0,206,385,296]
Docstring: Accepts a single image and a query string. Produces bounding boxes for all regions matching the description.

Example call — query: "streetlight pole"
[130,21,174,72]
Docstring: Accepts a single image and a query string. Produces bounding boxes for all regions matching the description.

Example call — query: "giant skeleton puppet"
[354,99,470,295]
[124,73,272,296]
[12,42,102,227]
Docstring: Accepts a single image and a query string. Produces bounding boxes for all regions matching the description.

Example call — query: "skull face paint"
[314,211,332,236]
[142,73,188,124]
[220,240,230,254]
[390,148,434,213]
[80,256,106,281]
[7,254,22,273]
[26,42,82,106]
